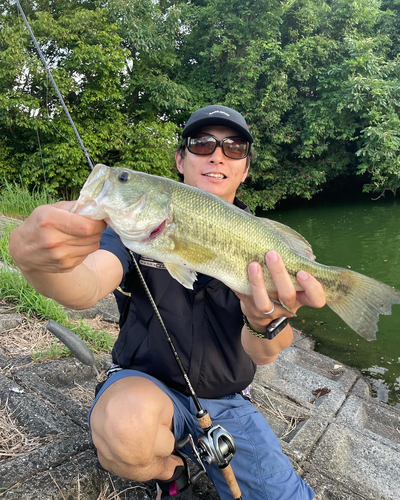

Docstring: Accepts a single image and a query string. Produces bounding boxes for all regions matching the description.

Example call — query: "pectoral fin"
[169,236,217,264]
[165,263,198,289]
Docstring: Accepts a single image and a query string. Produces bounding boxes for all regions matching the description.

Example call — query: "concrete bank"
[0,296,399,499]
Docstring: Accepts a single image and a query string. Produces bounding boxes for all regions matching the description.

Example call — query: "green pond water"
[266,195,400,406]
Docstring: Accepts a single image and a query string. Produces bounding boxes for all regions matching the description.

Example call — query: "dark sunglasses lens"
[223,138,249,159]
[188,136,216,155]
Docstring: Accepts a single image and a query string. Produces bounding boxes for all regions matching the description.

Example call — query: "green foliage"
[0,0,187,197]
[0,179,56,218]
[0,0,399,207]
[175,0,400,208]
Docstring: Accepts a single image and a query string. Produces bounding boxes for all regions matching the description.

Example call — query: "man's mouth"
[204,173,226,179]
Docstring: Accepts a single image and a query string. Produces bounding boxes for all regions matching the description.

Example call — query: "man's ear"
[176,151,184,175]
[241,164,249,183]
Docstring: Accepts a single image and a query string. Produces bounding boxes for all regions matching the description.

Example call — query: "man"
[10,105,326,499]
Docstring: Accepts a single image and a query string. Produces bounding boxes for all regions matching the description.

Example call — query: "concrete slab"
[251,384,329,462]
[0,374,83,437]
[0,435,91,491]
[279,346,359,392]
[66,295,119,323]
[0,374,93,491]
[13,371,89,429]
[308,422,400,500]
[254,346,354,416]
[0,450,155,500]
[14,358,99,391]
[350,376,372,399]
[336,395,400,451]
[303,470,369,500]
[0,312,23,333]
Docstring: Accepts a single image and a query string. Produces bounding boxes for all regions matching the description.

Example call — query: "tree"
[1,0,399,206]
[175,0,400,209]
[0,0,189,196]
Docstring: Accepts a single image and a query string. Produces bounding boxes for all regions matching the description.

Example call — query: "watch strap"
[243,315,289,340]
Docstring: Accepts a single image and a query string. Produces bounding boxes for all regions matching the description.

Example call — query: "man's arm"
[237,250,326,365]
[9,201,123,309]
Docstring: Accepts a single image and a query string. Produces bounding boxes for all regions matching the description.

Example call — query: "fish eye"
[118,171,130,183]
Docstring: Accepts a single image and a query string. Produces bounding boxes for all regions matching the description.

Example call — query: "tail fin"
[325,267,400,341]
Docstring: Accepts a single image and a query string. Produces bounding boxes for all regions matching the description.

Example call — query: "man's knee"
[90,376,174,468]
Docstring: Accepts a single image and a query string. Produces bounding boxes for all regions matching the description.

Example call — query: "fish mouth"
[72,164,110,215]
[111,217,168,244]
[148,219,167,240]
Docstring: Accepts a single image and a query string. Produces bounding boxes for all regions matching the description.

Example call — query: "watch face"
[266,318,288,339]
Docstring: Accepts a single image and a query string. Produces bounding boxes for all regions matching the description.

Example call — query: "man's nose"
[209,144,225,162]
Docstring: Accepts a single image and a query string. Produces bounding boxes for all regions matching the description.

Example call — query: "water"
[266,196,400,406]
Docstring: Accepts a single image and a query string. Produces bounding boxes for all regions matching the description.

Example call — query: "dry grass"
[83,315,119,339]
[0,313,55,358]
[61,381,99,409]
[49,474,152,500]
[0,299,118,360]
[0,399,61,463]
[96,478,150,500]
[255,393,309,438]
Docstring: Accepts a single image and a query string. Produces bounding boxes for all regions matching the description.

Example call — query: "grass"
[0,179,56,219]
[0,188,116,361]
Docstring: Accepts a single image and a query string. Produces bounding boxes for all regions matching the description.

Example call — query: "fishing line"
[33,116,48,190]
[14,0,94,171]
[129,250,203,413]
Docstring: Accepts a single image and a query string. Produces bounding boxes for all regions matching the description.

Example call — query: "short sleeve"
[100,226,132,279]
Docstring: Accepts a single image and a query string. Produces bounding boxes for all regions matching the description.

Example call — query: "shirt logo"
[139,257,166,270]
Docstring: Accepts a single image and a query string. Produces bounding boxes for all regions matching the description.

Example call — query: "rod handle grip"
[197,412,212,430]
[220,464,241,499]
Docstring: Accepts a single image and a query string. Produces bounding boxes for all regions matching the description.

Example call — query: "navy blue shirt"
[100,198,256,398]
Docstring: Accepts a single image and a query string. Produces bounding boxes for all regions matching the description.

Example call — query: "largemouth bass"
[72,164,400,341]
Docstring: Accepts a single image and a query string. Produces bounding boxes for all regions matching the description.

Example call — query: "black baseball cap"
[182,105,254,144]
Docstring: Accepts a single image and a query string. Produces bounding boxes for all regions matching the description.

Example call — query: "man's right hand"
[8,202,123,310]
[9,201,107,274]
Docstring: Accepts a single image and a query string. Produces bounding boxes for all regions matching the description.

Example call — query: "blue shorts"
[89,370,315,500]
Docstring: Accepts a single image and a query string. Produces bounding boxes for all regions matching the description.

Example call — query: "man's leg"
[90,375,183,482]
[188,394,316,500]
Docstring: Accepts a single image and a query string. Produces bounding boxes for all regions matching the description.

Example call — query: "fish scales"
[169,182,285,292]
[72,164,400,341]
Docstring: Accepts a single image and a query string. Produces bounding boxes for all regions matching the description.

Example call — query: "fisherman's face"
[176,126,249,204]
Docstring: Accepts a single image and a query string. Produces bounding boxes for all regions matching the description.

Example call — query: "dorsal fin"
[258,217,316,260]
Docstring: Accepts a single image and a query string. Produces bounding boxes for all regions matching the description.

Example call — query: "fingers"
[239,251,326,324]
[296,270,326,309]
[43,204,107,238]
[247,261,275,316]
[265,251,297,314]
[238,251,292,324]
[10,202,107,275]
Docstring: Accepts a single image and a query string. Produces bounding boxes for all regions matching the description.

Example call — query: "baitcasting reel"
[176,423,237,484]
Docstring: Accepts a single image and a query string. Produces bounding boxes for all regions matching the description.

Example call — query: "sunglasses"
[184,133,250,160]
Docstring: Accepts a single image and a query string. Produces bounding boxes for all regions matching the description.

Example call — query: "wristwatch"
[243,315,289,340]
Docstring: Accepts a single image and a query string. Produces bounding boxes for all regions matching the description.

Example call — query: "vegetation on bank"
[1,0,399,210]
[0,191,116,360]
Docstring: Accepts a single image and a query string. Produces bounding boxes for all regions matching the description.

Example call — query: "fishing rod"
[16,2,242,497]
[15,0,94,171]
